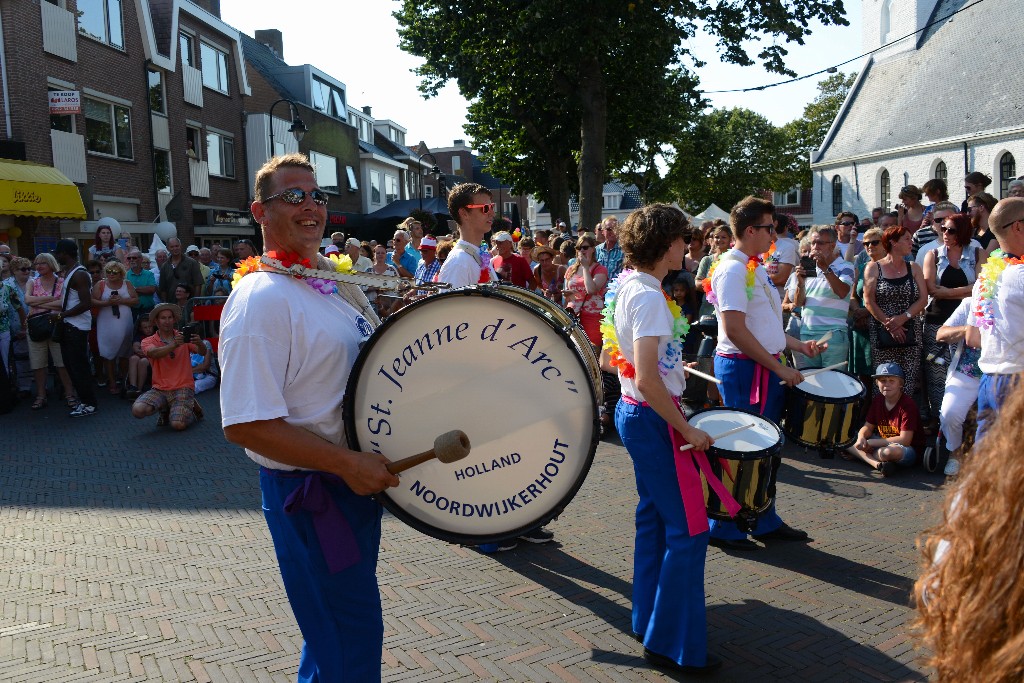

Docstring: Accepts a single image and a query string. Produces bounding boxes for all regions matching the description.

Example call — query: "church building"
[810,0,1022,222]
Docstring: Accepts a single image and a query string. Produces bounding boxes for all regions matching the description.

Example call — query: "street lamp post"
[417,151,442,213]
[267,99,307,157]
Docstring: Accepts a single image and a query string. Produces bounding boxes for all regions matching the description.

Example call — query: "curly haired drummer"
[707,196,821,550]
[601,204,720,675]
[219,154,400,682]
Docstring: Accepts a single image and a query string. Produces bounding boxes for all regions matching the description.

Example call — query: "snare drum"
[344,285,601,544]
[783,370,867,450]
[688,408,783,531]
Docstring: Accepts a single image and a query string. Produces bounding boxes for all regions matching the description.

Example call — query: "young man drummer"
[438,182,553,550]
[708,196,822,551]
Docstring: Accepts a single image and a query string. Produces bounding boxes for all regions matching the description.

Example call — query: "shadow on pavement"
[491,544,635,637]
[591,598,926,681]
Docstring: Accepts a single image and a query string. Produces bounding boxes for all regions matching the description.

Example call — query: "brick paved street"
[0,388,939,681]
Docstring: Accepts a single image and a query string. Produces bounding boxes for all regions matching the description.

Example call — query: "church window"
[1000,153,1016,198]
[832,175,843,215]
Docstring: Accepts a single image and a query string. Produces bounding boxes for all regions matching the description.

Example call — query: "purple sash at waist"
[261,468,361,574]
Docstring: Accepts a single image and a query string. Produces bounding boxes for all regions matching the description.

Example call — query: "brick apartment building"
[0,0,252,258]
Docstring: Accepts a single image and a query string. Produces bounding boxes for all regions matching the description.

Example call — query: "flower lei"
[973,249,1024,330]
[600,270,690,379]
[478,245,492,284]
[761,241,776,264]
[231,250,354,295]
[701,251,761,306]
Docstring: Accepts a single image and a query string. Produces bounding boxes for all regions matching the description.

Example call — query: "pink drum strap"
[716,351,782,416]
[621,394,741,535]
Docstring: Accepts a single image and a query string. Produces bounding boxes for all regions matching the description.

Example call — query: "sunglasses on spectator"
[750,223,775,231]
[126,256,139,260]
[105,268,122,274]
[15,267,29,272]
[864,240,881,247]
[941,226,959,234]
[465,203,496,214]
[837,220,856,226]
[578,245,593,251]
[264,188,328,206]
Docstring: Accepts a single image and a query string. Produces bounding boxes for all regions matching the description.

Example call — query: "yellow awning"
[0,159,86,219]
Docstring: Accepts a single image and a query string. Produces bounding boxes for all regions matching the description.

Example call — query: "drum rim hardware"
[259,254,452,293]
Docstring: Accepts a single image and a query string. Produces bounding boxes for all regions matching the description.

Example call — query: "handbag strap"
[60,265,83,313]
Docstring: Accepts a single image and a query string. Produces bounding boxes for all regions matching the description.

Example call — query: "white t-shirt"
[967,261,1024,374]
[765,236,799,296]
[219,271,375,470]
[437,240,496,289]
[613,272,686,400]
[711,249,786,356]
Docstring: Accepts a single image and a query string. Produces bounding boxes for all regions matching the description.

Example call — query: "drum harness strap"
[621,395,742,535]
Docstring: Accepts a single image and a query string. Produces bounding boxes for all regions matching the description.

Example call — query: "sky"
[219,0,865,151]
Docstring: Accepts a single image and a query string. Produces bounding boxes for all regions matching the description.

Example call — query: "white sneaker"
[943,459,960,476]
[69,404,96,418]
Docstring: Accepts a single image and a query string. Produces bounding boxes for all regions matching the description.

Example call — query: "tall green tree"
[395,1,847,229]
[667,107,790,213]
[777,71,857,190]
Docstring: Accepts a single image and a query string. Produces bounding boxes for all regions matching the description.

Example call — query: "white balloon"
[154,222,177,241]
[97,217,121,233]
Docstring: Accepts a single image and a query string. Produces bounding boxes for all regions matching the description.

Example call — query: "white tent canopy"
[693,203,730,223]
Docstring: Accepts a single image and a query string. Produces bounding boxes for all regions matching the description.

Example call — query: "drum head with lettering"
[345,287,600,544]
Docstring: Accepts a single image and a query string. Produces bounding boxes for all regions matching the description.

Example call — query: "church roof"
[812,0,1022,165]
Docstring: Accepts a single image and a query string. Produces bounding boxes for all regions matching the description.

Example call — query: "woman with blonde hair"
[92,260,138,393]
[24,253,76,409]
[915,373,1024,682]
[563,233,608,348]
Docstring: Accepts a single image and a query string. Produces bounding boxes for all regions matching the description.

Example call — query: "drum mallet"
[678,423,754,452]
[683,366,723,385]
[386,430,472,474]
[816,330,833,346]
[778,361,848,385]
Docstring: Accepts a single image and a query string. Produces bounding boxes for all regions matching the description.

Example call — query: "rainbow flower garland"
[973,249,1024,330]
[702,251,761,306]
[600,270,690,379]
[478,245,492,284]
[232,250,354,295]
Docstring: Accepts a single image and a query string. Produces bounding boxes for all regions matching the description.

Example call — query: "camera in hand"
[800,256,818,278]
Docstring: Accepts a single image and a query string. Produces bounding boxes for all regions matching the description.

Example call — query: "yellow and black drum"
[783,370,867,453]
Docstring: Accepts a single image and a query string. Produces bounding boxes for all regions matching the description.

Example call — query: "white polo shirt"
[711,249,786,356]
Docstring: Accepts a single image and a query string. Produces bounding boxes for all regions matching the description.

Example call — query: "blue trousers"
[616,399,709,667]
[260,469,384,683]
[709,355,785,540]
[976,373,1016,443]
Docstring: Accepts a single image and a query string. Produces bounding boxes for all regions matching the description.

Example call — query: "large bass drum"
[344,285,601,545]
[687,408,783,532]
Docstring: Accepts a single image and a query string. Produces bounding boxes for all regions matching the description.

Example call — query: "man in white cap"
[185,245,210,280]
[491,230,535,288]
[345,238,371,272]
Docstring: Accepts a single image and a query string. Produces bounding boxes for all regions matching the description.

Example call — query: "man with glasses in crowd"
[835,212,863,262]
[793,226,854,370]
[387,229,417,279]
[125,249,157,322]
[220,153,400,681]
[596,216,625,281]
[708,196,822,551]
[438,183,497,287]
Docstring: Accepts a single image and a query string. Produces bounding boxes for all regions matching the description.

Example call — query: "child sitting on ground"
[846,363,924,476]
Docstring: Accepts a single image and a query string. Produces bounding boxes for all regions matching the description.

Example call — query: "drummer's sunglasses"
[264,188,329,206]
[466,203,496,214]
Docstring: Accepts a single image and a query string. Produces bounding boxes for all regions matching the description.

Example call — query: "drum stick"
[778,361,848,385]
[386,430,472,474]
[816,330,833,345]
[678,423,753,452]
[683,365,723,385]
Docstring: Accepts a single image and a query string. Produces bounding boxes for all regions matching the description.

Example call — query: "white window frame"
[370,170,382,205]
[309,150,339,194]
[358,118,372,143]
[345,166,358,192]
[84,96,133,160]
[179,32,195,67]
[503,201,516,216]
[384,174,399,204]
[154,148,172,194]
[773,187,800,206]
[147,69,166,115]
[423,184,434,198]
[206,130,235,178]
[451,155,462,176]
[200,42,229,94]
[77,0,124,49]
